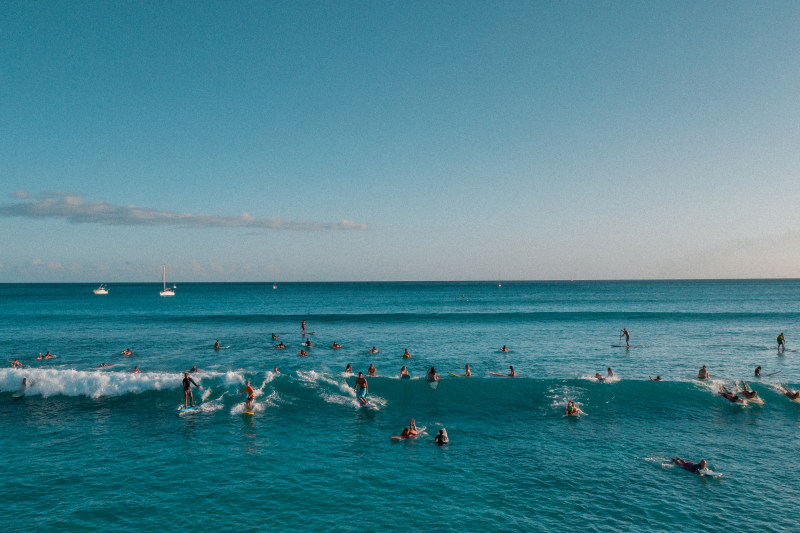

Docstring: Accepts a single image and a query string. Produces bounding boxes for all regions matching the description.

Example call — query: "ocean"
[2,280,799,532]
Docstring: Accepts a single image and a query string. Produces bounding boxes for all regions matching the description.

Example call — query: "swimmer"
[354,372,368,405]
[719,385,744,403]
[131,366,141,374]
[271,333,279,340]
[671,457,708,474]
[10,359,22,368]
[621,328,630,347]
[565,400,583,416]
[273,367,279,374]
[369,346,379,354]
[189,366,198,373]
[607,367,614,378]
[276,342,286,349]
[434,428,449,445]
[500,345,509,352]
[331,342,342,349]
[465,364,471,377]
[697,365,709,380]
[183,372,200,408]
[402,349,411,359]
[298,349,308,357]
[214,340,220,350]
[122,349,132,356]
[303,339,314,348]
[426,367,439,381]
[778,332,786,352]
[242,380,255,410]
[755,366,762,377]
[649,375,663,381]
[509,365,516,377]
[595,373,606,382]
[737,381,758,400]
[400,366,409,379]
[345,363,352,373]
[368,363,376,377]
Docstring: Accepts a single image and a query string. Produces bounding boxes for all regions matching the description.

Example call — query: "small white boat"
[93,284,109,295]
[159,265,175,297]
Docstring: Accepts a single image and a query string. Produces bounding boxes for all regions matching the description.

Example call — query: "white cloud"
[1,191,369,231]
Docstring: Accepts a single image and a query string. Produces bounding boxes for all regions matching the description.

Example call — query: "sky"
[2,1,800,282]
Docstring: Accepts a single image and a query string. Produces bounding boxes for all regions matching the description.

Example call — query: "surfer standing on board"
[242,380,255,410]
[183,372,200,408]
[778,332,786,352]
[354,372,368,405]
[621,328,630,347]
[301,320,306,336]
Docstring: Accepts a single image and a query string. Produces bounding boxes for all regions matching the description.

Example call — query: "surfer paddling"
[718,385,744,403]
[354,372,368,405]
[737,382,759,401]
[780,386,800,401]
[671,457,707,474]
[183,372,200,408]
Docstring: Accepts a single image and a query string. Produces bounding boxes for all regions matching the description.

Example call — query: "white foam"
[0,368,185,399]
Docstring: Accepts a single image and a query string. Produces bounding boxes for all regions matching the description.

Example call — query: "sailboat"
[93,284,109,295]
[159,265,175,297]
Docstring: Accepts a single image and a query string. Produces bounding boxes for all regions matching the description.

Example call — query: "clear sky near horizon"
[2,1,800,282]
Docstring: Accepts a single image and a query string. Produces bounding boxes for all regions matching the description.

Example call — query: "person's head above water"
[698,459,707,469]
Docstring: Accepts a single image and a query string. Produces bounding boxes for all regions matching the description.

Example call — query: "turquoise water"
[2,280,800,531]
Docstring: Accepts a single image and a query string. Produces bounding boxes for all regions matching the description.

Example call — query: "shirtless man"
[697,365,709,380]
[10,359,22,368]
[214,340,221,350]
[621,328,630,347]
[354,372,368,405]
[242,380,255,410]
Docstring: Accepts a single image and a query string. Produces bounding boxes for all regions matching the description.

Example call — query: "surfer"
[737,381,758,400]
[508,366,516,377]
[183,372,200,408]
[276,342,286,349]
[345,363,352,373]
[242,380,255,410]
[10,359,22,368]
[465,364,471,377]
[100,363,113,367]
[332,342,342,349]
[595,373,605,382]
[607,367,614,378]
[122,348,132,356]
[426,367,440,382]
[402,348,411,358]
[368,364,377,376]
[778,332,786,352]
[303,339,314,348]
[131,366,141,374]
[671,457,707,474]
[409,419,417,435]
[271,333,279,340]
[649,375,663,381]
[780,386,800,400]
[273,367,279,374]
[621,328,630,347]
[719,385,744,403]
[755,366,762,377]
[298,349,308,357]
[301,320,306,336]
[369,346,379,354]
[434,428,449,445]
[214,340,220,350]
[500,345,509,352]
[697,365,709,380]
[565,400,582,416]
[189,366,198,373]
[400,366,409,379]
[354,372,368,405]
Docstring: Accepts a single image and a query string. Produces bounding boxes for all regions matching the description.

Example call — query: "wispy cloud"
[1,192,368,231]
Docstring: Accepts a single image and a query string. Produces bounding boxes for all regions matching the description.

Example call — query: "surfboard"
[763,370,783,377]
[12,390,25,399]
[242,409,254,416]
[739,395,763,405]
[488,372,516,377]
[178,406,197,413]
[610,345,645,348]
[698,468,723,478]
[448,372,465,377]
[391,435,412,440]
[428,379,439,390]
[400,375,410,379]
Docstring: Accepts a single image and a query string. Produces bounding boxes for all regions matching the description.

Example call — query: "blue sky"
[2,1,800,282]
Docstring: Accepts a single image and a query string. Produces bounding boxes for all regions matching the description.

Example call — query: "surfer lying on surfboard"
[779,386,800,401]
[719,385,744,403]
[565,401,584,416]
[672,457,707,474]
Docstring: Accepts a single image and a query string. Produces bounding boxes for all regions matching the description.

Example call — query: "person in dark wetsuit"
[672,457,707,473]
[755,366,762,377]
[183,372,200,408]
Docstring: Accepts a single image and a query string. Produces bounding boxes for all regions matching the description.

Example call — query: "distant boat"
[273,283,277,290]
[497,283,502,287]
[159,265,175,297]
[93,284,109,295]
